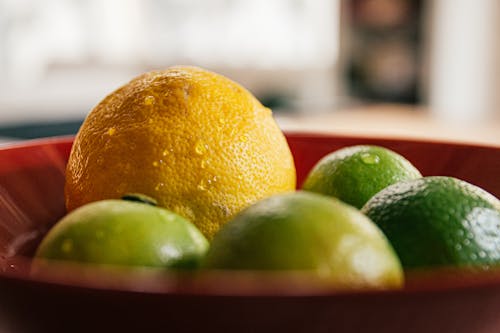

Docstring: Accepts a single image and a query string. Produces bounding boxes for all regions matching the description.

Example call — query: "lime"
[302,145,422,209]
[204,191,403,289]
[362,176,500,269]
[34,199,209,269]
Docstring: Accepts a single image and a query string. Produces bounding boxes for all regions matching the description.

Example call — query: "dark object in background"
[259,92,294,112]
[0,120,83,139]
[345,0,423,104]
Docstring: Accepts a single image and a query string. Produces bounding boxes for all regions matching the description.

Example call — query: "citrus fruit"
[302,145,422,209]
[362,176,500,269]
[65,66,296,239]
[204,191,403,289]
[34,198,209,268]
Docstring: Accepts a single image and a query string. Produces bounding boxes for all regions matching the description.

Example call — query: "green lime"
[35,199,209,269]
[204,191,403,289]
[362,176,500,269]
[302,145,422,209]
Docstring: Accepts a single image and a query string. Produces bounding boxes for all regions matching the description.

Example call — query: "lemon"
[204,191,403,289]
[65,66,296,239]
[362,176,500,269]
[302,145,421,209]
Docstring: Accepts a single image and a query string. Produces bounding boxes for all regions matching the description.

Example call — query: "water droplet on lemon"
[198,176,218,191]
[195,141,208,155]
[144,95,156,105]
[197,182,207,191]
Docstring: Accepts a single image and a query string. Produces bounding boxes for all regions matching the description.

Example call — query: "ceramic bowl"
[0,133,499,333]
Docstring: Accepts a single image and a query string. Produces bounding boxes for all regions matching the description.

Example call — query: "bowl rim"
[0,133,499,297]
[1,131,499,152]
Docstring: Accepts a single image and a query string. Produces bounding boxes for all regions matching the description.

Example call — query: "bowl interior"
[0,133,499,294]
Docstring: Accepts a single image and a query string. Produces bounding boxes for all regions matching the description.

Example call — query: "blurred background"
[0,0,499,144]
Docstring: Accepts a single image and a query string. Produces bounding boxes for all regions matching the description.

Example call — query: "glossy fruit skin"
[302,145,422,209]
[35,200,209,269]
[204,191,403,289]
[362,176,500,270]
[65,66,296,239]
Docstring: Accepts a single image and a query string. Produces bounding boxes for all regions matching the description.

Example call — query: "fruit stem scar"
[121,193,158,206]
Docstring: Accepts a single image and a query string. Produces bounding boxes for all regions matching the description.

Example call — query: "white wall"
[427,0,500,123]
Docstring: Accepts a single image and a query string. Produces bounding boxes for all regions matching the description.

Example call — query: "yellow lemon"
[65,66,296,239]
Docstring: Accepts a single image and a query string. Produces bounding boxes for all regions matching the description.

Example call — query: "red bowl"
[0,133,499,333]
